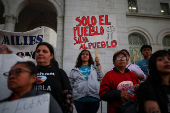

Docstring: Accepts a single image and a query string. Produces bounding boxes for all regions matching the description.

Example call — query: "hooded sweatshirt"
[69,65,104,100]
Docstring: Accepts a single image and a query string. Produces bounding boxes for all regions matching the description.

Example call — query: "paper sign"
[0,93,50,113]
[73,15,117,49]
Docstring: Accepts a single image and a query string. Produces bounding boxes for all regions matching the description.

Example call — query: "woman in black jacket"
[137,50,170,113]
[34,42,73,113]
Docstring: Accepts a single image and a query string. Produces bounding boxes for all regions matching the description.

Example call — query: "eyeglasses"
[116,56,126,60]
[0,47,5,51]
[3,68,31,78]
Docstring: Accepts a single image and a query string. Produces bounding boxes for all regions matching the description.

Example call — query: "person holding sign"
[34,42,73,113]
[0,61,62,113]
[99,51,140,113]
[69,49,104,113]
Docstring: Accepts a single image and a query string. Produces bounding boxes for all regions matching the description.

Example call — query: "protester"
[111,49,147,81]
[69,49,104,113]
[0,61,63,113]
[137,50,170,113]
[0,44,12,54]
[0,44,24,58]
[34,42,73,113]
[99,51,140,113]
[136,45,152,76]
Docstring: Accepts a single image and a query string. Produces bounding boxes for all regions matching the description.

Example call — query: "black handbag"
[116,99,138,113]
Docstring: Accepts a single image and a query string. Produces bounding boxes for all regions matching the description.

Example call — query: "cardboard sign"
[73,15,117,49]
[0,28,44,59]
[0,93,50,113]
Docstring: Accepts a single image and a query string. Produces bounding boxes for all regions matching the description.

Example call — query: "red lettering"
[78,37,83,43]
[78,27,83,38]
[100,26,104,35]
[101,42,106,48]
[92,43,96,48]
[88,43,92,49]
[76,17,81,26]
[84,27,88,36]
[99,15,104,25]
[74,27,77,37]
[111,40,117,47]
[85,37,89,42]
[79,44,84,49]
[82,16,87,26]
[95,26,100,35]
[89,26,95,36]
[97,42,101,48]
[106,41,111,48]
[74,37,78,45]
[91,16,97,26]
[83,44,88,49]
[105,15,111,25]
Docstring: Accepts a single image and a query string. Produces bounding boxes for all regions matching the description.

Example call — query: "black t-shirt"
[137,80,170,113]
[34,65,72,110]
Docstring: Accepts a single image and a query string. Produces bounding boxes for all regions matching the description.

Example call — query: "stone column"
[4,15,17,32]
[55,16,64,68]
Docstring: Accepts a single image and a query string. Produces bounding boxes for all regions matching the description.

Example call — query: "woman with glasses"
[137,50,170,113]
[69,49,104,113]
[0,61,63,113]
[34,42,73,113]
[111,49,147,81]
[99,51,140,113]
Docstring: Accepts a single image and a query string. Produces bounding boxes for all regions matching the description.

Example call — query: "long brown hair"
[75,49,94,68]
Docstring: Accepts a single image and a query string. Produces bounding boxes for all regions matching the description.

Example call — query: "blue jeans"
[74,101,100,113]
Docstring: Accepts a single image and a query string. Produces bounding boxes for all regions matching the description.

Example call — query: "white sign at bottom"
[0,93,50,113]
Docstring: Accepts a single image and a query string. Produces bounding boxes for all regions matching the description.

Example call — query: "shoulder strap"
[127,64,131,68]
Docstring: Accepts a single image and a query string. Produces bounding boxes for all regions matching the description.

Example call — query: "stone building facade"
[0,0,170,112]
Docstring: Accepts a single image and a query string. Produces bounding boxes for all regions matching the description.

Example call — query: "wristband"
[96,63,100,66]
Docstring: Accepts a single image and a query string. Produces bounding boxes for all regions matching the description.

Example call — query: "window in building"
[160,3,169,15]
[128,0,138,13]
[128,34,147,64]
[163,35,170,50]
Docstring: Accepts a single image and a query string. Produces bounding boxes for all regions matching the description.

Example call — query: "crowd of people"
[0,42,170,113]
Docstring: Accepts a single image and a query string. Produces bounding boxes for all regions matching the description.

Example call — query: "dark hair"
[75,49,94,68]
[148,50,169,112]
[13,61,37,76]
[140,45,152,52]
[121,49,130,57]
[35,42,58,67]
[113,51,127,62]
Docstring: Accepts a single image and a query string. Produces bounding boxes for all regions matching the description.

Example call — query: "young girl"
[69,49,104,113]
[137,50,170,113]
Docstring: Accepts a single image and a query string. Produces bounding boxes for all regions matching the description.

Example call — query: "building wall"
[63,0,170,75]
[64,0,130,75]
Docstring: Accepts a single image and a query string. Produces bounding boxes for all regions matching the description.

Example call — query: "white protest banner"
[0,54,31,100]
[73,15,117,49]
[0,93,50,113]
[0,28,44,59]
